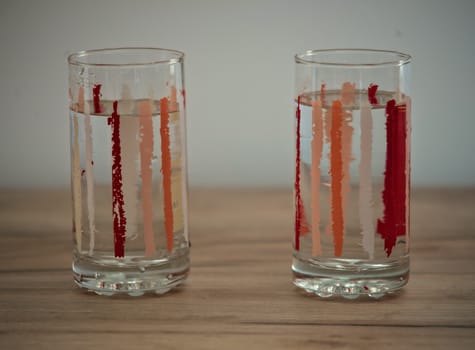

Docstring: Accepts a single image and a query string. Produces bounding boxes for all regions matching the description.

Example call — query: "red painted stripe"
[368,84,379,105]
[330,100,344,257]
[160,98,174,252]
[377,100,407,256]
[294,96,303,250]
[294,96,310,250]
[108,101,126,257]
[180,89,186,109]
[93,84,102,114]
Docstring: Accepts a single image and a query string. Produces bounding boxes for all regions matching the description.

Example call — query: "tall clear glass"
[68,48,189,295]
[292,49,411,298]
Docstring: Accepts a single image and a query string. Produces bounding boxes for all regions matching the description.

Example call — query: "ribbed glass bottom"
[292,254,409,299]
[73,253,189,296]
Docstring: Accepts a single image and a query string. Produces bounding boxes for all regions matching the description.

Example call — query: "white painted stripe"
[120,87,140,239]
[311,99,323,256]
[72,109,82,252]
[84,94,96,255]
[359,101,375,259]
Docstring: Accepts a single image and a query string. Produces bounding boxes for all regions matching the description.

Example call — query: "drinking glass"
[292,49,411,298]
[68,47,189,295]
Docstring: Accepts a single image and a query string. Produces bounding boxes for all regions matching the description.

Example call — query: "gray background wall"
[1,0,474,188]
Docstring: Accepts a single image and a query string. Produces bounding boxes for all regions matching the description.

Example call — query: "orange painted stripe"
[330,100,344,257]
[160,98,174,252]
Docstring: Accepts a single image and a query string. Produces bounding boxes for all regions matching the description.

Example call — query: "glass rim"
[295,48,411,67]
[68,47,184,67]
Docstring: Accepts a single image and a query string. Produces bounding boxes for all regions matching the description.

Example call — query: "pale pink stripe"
[311,99,323,256]
[78,87,84,112]
[180,111,189,242]
[324,103,332,144]
[359,101,375,259]
[170,86,178,112]
[139,100,157,257]
[175,93,190,242]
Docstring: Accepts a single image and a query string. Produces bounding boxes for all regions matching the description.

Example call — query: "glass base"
[292,255,409,299]
[72,253,189,296]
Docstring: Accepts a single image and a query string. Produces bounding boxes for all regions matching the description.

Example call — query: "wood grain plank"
[0,187,474,349]
[1,324,474,350]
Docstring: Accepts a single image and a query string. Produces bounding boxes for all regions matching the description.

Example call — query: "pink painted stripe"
[170,86,178,112]
[341,82,355,106]
[138,100,157,257]
[311,99,323,256]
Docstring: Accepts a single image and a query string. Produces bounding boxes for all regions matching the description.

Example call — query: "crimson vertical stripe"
[377,100,407,256]
[295,96,303,250]
[368,84,379,105]
[108,101,126,257]
[330,100,344,257]
[294,96,310,250]
[93,84,102,113]
[160,98,174,252]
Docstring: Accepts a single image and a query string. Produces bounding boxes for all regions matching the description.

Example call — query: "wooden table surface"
[0,187,474,349]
